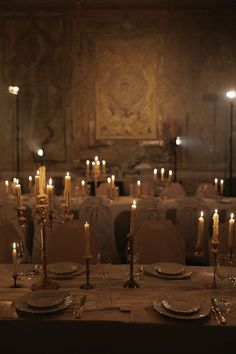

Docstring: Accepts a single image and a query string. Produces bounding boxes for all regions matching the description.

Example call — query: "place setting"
[47,262,85,280]
[144,262,193,280]
[152,294,211,321]
[13,289,74,316]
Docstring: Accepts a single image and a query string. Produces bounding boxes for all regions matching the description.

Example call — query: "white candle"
[130,200,137,235]
[81,180,86,197]
[220,179,224,196]
[12,242,17,275]
[46,178,54,211]
[5,180,9,195]
[137,180,141,197]
[160,168,165,182]
[28,176,32,193]
[111,175,115,188]
[64,172,71,206]
[196,211,204,248]
[168,170,173,182]
[86,160,90,179]
[15,183,22,207]
[102,160,106,175]
[214,178,218,193]
[84,222,91,257]
[35,170,40,196]
[153,168,157,182]
[39,165,46,196]
[212,209,219,243]
[228,213,235,248]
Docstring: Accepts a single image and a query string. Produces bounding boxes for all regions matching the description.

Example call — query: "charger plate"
[145,264,192,279]
[153,298,210,320]
[48,262,80,275]
[14,290,72,314]
[154,262,185,276]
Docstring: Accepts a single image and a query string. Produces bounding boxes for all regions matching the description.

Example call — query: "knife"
[211,298,227,325]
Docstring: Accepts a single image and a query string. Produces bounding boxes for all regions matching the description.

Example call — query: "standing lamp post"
[173,136,181,183]
[8,85,20,179]
[226,90,236,196]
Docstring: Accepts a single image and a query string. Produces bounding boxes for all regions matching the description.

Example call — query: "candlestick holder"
[209,240,219,289]
[123,233,140,288]
[80,256,94,289]
[11,274,20,288]
[194,242,204,258]
[229,246,234,263]
[60,204,74,223]
[14,205,27,230]
[31,195,59,291]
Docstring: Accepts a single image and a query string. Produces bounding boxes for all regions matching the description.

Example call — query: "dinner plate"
[48,262,80,275]
[153,299,210,320]
[154,262,185,276]
[144,264,192,279]
[26,290,65,309]
[161,296,201,314]
[48,269,84,280]
[14,290,72,314]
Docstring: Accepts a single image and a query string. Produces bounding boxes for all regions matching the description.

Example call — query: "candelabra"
[80,256,94,289]
[31,194,59,291]
[123,233,140,288]
[14,191,74,291]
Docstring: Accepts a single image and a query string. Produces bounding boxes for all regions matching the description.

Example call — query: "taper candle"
[84,222,91,257]
[160,168,165,182]
[153,168,157,182]
[130,200,137,235]
[5,180,9,195]
[212,209,219,243]
[214,178,218,193]
[46,178,54,211]
[228,213,235,249]
[12,242,17,276]
[64,172,71,206]
[220,179,224,196]
[168,170,173,182]
[196,211,204,248]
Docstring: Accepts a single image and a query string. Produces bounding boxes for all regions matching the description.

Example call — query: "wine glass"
[15,241,33,280]
[216,254,236,312]
[96,252,112,279]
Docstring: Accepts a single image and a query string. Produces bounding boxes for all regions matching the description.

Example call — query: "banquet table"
[0,263,235,354]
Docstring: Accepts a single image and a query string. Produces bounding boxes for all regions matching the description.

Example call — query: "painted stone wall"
[0,3,235,188]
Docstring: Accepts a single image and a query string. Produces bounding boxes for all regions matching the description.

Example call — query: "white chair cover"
[195,183,217,199]
[96,183,108,197]
[136,219,185,264]
[79,197,119,262]
[47,219,99,264]
[135,197,162,231]
[0,197,29,263]
[160,182,186,199]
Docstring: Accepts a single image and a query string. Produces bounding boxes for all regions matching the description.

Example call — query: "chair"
[135,219,186,264]
[160,182,186,199]
[79,197,119,262]
[135,197,161,231]
[114,210,131,263]
[195,183,217,199]
[96,182,108,197]
[47,219,99,264]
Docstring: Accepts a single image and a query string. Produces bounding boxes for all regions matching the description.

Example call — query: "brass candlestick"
[123,233,140,288]
[60,204,74,223]
[11,273,20,288]
[80,256,94,289]
[31,195,59,291]
[210,240,219,289]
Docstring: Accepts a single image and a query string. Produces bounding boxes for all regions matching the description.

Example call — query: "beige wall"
[0,1,235,189]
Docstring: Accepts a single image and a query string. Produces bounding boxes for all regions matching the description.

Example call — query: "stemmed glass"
[216,254,236,312]
[15,241,36,280]
[96,252,112,279]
